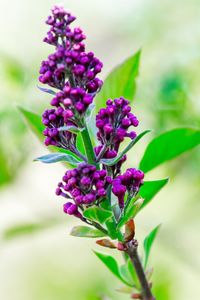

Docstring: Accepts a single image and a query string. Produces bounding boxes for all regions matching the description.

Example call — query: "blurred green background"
[0,0,200,299]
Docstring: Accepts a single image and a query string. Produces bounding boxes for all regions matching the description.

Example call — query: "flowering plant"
[19,5,200,300]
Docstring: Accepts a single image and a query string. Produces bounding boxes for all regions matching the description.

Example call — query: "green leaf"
[85,103,95,122]
[70,226,106,238]
[18,106,81,165]
[94,251,130,285]
[117,198,144,229]
[83,207,112,224]
[58,125,83,134]
[34,153,81,165]
[120,264,135,286]
[100,130,151,166]
[18,106,44,141]
[139,128,200,173]
[127,259,140,289]
[139,178,169,209]
[105,219,118,239]
[144,224,161,268]
[3,219,58,240]
[37,85,56,95]
[96,51,141,112]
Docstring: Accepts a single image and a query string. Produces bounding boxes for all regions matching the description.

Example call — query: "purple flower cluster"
[40,5,103,150]
[112,168,144,209]
[96,97,139,152]
[49,84,94,120]
[39,5,103,94]
[56,163,112,216]
[42,108,77,149]
[40,7,145,220]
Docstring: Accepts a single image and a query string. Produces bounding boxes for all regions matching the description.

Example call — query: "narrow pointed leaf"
[94,251,130,285]
[18,106,44,141]
[96,239,116,249]
[120,264,135,286]
[86,103,95,122]
[116,286,133,294]
[139,178,169,209]
[144,224,161,268]
[3,220,58,240]
[58,125,83,134]
[105,219,118,239]
[37,85,56,95]
[140,128,200,173]
[100,130,151,166]
[18,106,79,167]
[96,51,141,112]
[34,153,80,165]
[83,207,112,223]
[70,226,106,238]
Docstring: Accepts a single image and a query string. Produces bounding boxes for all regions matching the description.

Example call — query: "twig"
[126,239,155,300]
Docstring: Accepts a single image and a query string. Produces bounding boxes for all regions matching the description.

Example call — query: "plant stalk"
[81,122,97,166]
[126,239,155,300]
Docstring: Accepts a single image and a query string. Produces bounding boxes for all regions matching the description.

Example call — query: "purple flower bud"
[49,113,56,121]
[96,181,104,189]
[56,107,64,116]
[86,70,95,80]
[97,188,106,197]
[122,118,131,128]
[128,131,137,139]
[84,193,95,204]
[63,98,72,106]
[55,187,62,195]
[63,109,74,119]
[96,120,105,129]
[63,202,72,213]
[68,177,77,186]
[106,176,113,184]
[80,176,91,186]
[133,170,144,180]
[83,95,93,105]
[104,123,113,135]
[75,101,85,112]
[93,171,100,180]
[71,188,81,197]
[112,183,126,197]
[63,202,78,215]
[73,65,85,76]
[105,150,117,159]
[51,97,60,106]
[75,195,83,204]
[44,137,52,146]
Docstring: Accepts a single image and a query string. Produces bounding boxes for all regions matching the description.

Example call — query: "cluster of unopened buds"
[39,5,144,221]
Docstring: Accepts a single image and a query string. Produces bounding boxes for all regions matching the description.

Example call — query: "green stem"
[81,122,97,166]
[91,221,108,235]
